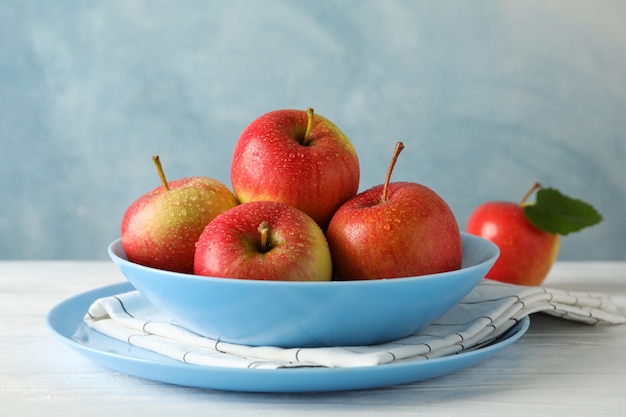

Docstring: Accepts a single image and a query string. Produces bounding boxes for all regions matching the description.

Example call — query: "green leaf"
[523,187,603,235]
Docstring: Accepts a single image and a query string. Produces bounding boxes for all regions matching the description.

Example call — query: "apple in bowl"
[230,108,360,230]
[194,200,332,282]
[327,142,462,280]
[121,156,238,274]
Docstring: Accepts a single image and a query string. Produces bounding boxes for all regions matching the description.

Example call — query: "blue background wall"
[1,0,625,260]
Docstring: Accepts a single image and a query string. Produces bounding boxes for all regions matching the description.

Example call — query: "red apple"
[194,200,332,281]
[230,108,360,229]
[466,199,558,286]
[121,156,239,274]
[466,182,602,286]
[326,142,462,280]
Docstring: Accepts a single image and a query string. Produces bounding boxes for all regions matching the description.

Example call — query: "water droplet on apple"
[181,208,187,217]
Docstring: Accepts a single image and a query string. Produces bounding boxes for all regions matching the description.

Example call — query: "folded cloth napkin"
[83,279,625,369]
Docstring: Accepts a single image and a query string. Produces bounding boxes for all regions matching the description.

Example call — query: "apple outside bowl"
[107,232,499,348]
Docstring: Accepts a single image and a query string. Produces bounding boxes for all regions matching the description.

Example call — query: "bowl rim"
[108,232,499,288]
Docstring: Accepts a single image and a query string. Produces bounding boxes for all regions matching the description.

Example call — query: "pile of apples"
[121,108,465,281]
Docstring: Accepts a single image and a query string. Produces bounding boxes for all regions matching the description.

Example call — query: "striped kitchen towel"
[83,279,625,369]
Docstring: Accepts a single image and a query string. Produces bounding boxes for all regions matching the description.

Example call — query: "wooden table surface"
[2,261,625,416]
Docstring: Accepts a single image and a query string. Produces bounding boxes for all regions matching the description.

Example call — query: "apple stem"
[520,182,542,205]
[381,142,405,203]
[152,155,170,191]
[302,108,315,145]
[258,221,271,252]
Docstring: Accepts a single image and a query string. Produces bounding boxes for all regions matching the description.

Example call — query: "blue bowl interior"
[108,232,499,348]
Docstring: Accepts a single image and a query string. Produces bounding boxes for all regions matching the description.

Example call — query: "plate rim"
[46,282,530,393]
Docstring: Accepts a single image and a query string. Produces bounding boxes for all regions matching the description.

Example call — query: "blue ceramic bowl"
[108,232,498,348]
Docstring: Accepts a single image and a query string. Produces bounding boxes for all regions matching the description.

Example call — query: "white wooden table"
[2,261,625,416]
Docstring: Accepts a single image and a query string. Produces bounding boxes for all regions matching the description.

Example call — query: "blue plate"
[46,282,529,393]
